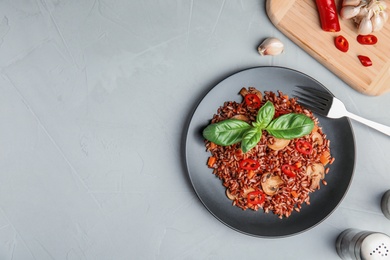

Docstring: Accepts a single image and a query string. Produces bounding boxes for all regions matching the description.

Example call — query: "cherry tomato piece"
[239,159,259,170]
[357,34,377,45]
[281,164,298,178]
[245,94,261,109]
[335,35,349,52]
[295,140,313,155]
[247,190,265,205]
[358,55,372,67]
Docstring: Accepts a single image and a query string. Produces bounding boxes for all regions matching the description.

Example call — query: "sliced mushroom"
[311,131,324,146]
[239,87,249,97]
[240,87,263,101]
[231,114,250,123]
[306,163,325,190]
[226,188,237,200]
[261,173,284,196]
[251,88,263,101]
[243,187,255,197]
[267,137,290,151]
[226,187,255,201]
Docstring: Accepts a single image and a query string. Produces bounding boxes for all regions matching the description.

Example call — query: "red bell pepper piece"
[358,55,372,67]
[357,34,378,45]
[244,94,261,109]
[315,0,341,32]
[247,190,265,205]
[295,140,313,155]
[239,159,259,170]
[335,35,349,52]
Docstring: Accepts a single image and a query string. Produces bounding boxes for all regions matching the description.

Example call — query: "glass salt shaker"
[336,228,390,260]
[381,190,390,220]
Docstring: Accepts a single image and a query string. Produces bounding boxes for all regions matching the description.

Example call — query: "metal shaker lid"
[360,233,390,259]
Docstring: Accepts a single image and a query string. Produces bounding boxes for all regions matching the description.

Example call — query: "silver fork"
[294,86,390,136]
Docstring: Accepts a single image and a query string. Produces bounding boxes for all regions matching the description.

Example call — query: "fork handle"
[346,111,390,136]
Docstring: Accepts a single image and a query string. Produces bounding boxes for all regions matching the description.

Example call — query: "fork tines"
[293,86,333,115]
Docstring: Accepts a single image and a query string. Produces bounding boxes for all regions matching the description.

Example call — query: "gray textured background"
[0,1,389,259]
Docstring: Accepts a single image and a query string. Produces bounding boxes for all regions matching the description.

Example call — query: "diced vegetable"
[320,150,331,165]
[291,191,299,198]
[239,159,260,170]
[295,140,313,155]
[281,164,298,178]
[247,190,265,205]
[244,93,261,108]
[357,34,377,45]
[358,55,373,66]
[335,35,349,52]
[247,170,256,179]
[209,142,217,150]
[207,156,216,168]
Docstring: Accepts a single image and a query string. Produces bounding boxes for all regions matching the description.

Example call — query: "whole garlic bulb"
[257,37,284,56]
[340,0,388,34]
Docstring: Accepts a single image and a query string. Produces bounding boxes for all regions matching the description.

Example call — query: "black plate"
[185,66,356,237]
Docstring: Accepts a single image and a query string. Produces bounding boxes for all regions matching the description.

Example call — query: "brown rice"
[205,87,334,219]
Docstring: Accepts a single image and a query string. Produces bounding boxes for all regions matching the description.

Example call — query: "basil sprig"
[203,101,314,153]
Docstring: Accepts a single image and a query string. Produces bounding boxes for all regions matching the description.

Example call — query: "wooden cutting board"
[266,0,390,96]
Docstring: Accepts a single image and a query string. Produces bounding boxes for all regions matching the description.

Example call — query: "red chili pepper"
[358,55,372,67]
[335,35,349,52]
[357,34,377,45]
[315,0,340,32]
[239,159,259,170]
[245,94,261,109]
[295,140,313,155]
[281,164,298,178]
[247,190,265,205]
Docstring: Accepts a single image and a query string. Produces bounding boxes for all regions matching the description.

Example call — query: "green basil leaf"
[265,113,314,139]
[203,119,251,146]
[241,128,262,153]
[256,101,275,128]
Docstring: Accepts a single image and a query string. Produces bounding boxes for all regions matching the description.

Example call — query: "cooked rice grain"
[205,88,334,219]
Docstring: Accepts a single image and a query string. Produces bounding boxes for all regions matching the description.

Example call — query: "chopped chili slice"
[281,164,298,178]
[357,34,377,45]
[244,94,261,109]
[239,158,259,170]
[247,190,265,205]
[358,55,373,67]
[315,0,340,32]
[335,35,349,52]
[295,140,313,155]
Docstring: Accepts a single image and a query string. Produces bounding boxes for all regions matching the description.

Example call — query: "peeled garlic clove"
[258,37,284,56]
